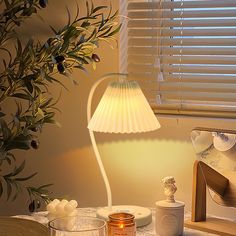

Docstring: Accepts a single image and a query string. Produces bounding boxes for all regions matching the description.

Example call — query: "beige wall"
[1,0,236,220]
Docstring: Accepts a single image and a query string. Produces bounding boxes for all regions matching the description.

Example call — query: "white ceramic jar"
[155,200,185,236]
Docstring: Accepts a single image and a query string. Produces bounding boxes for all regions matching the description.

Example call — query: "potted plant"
[0,0,120,211]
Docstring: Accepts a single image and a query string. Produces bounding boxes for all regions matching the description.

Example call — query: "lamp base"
[96,205,152,227]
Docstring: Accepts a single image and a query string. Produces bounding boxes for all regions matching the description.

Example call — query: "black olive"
[30,127,38,132]
[31,140,39,149]
[36,200,41,209]
[28,200,35,212]
[48,63,54,73]
[57,63,65,73]
[22,8,32,16]
[55,55,65,63]
[39,0,47,8]
[91,53,100,62]
[46,38,54,46]
[5,16,10,21]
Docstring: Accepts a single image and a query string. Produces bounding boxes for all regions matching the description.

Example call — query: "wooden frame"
[185,160,236,236]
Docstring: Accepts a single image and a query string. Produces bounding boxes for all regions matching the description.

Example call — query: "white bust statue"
[162,176,177,203]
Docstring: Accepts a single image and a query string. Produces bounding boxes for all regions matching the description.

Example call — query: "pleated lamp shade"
[88,80,161,133]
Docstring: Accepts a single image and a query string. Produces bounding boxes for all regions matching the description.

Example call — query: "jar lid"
[156,200,185,209]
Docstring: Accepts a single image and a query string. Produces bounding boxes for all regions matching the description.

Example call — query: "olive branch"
[0,0,120,211]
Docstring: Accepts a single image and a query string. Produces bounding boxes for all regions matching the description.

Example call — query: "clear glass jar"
[48,216,106,236]
[108,213,136,236]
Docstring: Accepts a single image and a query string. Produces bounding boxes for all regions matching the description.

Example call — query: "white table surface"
[14,208,219,235]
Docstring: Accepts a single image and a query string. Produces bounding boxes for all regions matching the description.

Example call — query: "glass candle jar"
[108,213,136,236]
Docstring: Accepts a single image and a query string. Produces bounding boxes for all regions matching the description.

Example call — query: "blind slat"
[129,28,236,37]
[152,102,236,114]
[159,82,236,92]
[162,56,236,65]
[164,74,236,83]
[128,64,236,74]
[128,55,236,65]
[162,65,236,74]
[128,38,236,46]
[157,92,236,102]
[128,0,236,10]
[128,47,236,56]
[128,19,236,28]
[128,10,236,19]
[130,73,236,83]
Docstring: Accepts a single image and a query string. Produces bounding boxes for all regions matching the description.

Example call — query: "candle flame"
[119,223,124,229]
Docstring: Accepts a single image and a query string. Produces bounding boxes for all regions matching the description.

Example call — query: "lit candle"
[108,213,136,236]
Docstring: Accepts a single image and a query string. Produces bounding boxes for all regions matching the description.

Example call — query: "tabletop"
[14,207,219,235]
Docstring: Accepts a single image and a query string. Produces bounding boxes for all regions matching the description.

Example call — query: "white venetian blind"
[121,0,236,118]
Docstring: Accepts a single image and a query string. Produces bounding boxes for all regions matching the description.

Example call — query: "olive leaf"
[6,180,12,201]
[0,119,11,140]
[15,172,38,182]
[0,181,3,198]
[4,160,26,178]
[5,134,31,151]
[0,112,5,117]
[93,6,107,14]
[12,93,31,100]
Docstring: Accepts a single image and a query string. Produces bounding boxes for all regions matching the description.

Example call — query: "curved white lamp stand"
[87,73,161,226]
[87,73,122,211]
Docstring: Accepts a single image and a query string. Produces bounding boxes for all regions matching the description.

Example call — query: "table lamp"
[87,73,161,227]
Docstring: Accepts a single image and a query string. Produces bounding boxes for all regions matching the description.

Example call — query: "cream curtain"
[120,0,236,118]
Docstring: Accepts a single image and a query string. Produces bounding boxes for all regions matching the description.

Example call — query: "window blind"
[120,0,236,118]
